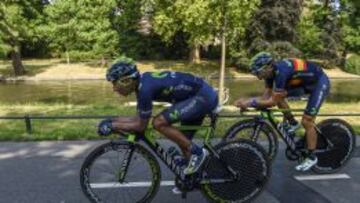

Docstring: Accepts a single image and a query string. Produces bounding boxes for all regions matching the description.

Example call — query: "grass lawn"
[1,59,359,80]
[0,59,224,79]
[0,101,359,141]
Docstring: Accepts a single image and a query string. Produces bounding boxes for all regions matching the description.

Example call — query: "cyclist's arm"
[111,116,139,123]
[277,97,296,123]
[236,88,272,107]
[254,70,288,108]
[112,116,149,133]
[247,91,287,108]
[262,88,272,99]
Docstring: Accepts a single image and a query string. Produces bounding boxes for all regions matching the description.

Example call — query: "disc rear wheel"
[312,119,356,174]
[201,139,271,202]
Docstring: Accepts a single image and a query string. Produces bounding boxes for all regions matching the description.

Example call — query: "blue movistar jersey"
[136,71,217,119]
[265,59,325,93]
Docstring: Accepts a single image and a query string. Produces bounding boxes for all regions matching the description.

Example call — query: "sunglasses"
[251,64,269,76]
[112,76,133,88]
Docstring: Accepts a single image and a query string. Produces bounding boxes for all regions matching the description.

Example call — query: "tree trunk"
[189,44,201,64]
[10,45,25,76]
[100,56,107,68]
[219,29,226,104]
[66,51,70,64]
[340,48,348,68]
[324,0,330,8]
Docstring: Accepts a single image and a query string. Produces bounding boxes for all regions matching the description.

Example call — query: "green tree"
[0,0,44,76]
[147,0,258,63]
[110,0,184,60]
[313,1,343,65]
[149,0,216,63]
[45,0,119,63]
[340,0,360,61]
[244,0,304,58]
[224,0,260,66]
[296,0,359,67]
[0,36,10,59]
[296,1,325,58]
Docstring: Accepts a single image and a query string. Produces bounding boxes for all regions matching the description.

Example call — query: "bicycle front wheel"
[201,139,271,203]
[223,119,278,161]
[80,141,161,203]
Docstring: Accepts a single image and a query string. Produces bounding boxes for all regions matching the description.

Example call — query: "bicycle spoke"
[93,162,116,177]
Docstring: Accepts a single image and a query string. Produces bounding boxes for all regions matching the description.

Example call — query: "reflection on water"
[0,79,360,105]
[215,79,360,103]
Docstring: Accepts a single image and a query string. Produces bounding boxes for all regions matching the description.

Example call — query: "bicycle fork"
[117,145,135,183]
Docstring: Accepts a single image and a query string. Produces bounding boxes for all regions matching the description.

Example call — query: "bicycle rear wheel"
[80,141,161,203]
[201,139,271,203]
[312,119,356,174]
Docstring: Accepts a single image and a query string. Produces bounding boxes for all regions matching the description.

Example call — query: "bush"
[343,54,360,75]
[229,50,250,72]
[231,41,303,72]
[269,41,303,59]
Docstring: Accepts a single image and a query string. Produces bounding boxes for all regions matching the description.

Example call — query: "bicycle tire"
[201,139,271,203]
[223,119,278,162]
[80,141,161,203]
[312,119,356,174]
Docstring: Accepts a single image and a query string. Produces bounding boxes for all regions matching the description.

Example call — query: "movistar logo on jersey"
[151,72,168,78]
[309,107,318,115]
[293,73,301,78]
[162,86,174,95]
[284,59,292,67]
[169,110,180,121]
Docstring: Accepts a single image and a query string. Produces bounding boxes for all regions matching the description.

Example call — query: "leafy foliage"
[110,0,187,60]
[344,54,360,75]
[0,0,45,74]
[148,0,259,62]
[0,0,358,74]
[45,0,120,61]
[244,0,303,56]
[340,0,360,53]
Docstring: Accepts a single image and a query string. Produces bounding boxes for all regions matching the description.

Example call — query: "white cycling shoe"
[295,156,318,171]
[172,186,182,195]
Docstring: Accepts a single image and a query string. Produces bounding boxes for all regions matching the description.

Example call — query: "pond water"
[1,79,360,105]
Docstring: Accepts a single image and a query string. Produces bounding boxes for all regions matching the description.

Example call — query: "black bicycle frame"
[119,114,238,184]
[260,110,332,153]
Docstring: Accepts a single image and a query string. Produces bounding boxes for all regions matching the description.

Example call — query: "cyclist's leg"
[303,75,330,150]
[296,75,330,171]
[153,96,211,158]
[152,114,192,157]
[180,117,205,140]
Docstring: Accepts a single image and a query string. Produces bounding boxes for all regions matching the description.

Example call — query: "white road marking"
[294,174,351,181]
[90,181,175,188]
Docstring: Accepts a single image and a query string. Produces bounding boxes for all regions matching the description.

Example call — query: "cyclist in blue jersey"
[97,59,218,177]
[235,52,330,171]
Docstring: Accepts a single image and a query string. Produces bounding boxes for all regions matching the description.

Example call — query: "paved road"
[0,139,359,203]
